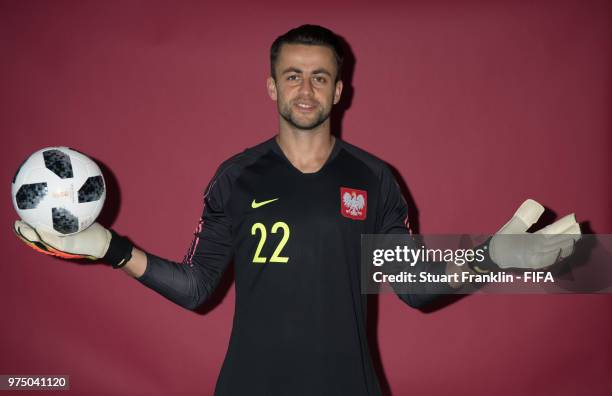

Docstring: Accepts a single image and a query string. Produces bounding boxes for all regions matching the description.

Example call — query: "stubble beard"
[278,99,332,131]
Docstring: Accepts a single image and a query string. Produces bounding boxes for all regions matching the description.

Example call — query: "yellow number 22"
[251,221,290,263]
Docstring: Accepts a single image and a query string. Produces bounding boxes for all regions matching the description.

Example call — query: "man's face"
[267,44,343,131]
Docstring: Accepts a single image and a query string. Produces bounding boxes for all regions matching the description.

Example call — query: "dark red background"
[2,1,611,395]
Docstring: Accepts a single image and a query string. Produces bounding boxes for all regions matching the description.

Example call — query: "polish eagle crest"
[340,187,367,220]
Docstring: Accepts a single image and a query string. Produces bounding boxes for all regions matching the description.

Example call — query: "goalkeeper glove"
[470,199,581,273]
[13,220,133,268]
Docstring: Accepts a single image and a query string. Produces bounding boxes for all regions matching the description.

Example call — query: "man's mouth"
[294,102,317,112]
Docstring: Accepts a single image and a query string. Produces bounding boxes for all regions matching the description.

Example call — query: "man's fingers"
[562,222,581,236]
[492,203,582,269]
[535,216,581,261]
[44,245,89,260]
[15,220,63,250]
[14,220,40,242]
[14,221,59,257]
[36,230,66,251]
[14,220,88,260]
[539,237,576,258]
[529,250,559,269]
[498,199,545,234]
[536,214,580,236]
[559,239,576,259]
[538,226,581,248]
[515,199,545,226]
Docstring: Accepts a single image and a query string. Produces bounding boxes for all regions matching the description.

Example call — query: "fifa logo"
[52,190,71,199]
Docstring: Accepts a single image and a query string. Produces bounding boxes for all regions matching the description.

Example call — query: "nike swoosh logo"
[251,198,279,209]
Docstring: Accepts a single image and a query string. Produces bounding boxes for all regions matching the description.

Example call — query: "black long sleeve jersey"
[137,137,454,396]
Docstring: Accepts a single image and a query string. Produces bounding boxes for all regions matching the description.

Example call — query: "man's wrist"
[102,230,134,268]
[467,237,498,274]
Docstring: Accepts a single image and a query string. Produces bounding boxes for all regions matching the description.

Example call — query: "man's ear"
[267,77,277,101]
[333,80,343,105]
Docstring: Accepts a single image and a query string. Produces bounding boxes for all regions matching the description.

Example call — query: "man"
[14,25,581,395]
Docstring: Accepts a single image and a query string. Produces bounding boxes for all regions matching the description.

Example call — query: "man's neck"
[276,121,336,174]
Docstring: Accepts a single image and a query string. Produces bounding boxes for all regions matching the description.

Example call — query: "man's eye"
[314,76,327,84]
[287,75,299,81]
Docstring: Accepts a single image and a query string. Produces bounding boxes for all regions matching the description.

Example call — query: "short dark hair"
[270,24,344,82]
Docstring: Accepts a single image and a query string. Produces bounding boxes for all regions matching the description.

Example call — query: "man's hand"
[14,220,112,260]
[14,220,138,272]
[488,199,581,270]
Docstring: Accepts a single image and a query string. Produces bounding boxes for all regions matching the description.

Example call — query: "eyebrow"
[312,68,332,77]
[281,67,332,77]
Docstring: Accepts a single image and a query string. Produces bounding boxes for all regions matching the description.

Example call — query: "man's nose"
[299,77,314,96]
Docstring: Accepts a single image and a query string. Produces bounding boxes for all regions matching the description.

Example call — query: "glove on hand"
[14,221,132,268]
[488,199,581,270]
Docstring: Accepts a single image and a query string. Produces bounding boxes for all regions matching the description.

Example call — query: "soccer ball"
[12,147,106,236]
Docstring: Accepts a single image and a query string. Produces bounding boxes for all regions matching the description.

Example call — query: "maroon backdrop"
[2,1,611,395]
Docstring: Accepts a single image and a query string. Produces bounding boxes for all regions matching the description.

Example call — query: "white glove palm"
[489,199,581,270]
[14,220,111,260]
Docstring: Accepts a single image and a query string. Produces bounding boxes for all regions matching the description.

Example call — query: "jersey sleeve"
[136,166,234,310]
[377,165,456,308]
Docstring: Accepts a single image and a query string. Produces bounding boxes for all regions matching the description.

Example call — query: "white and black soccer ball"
[12,147,106,236]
